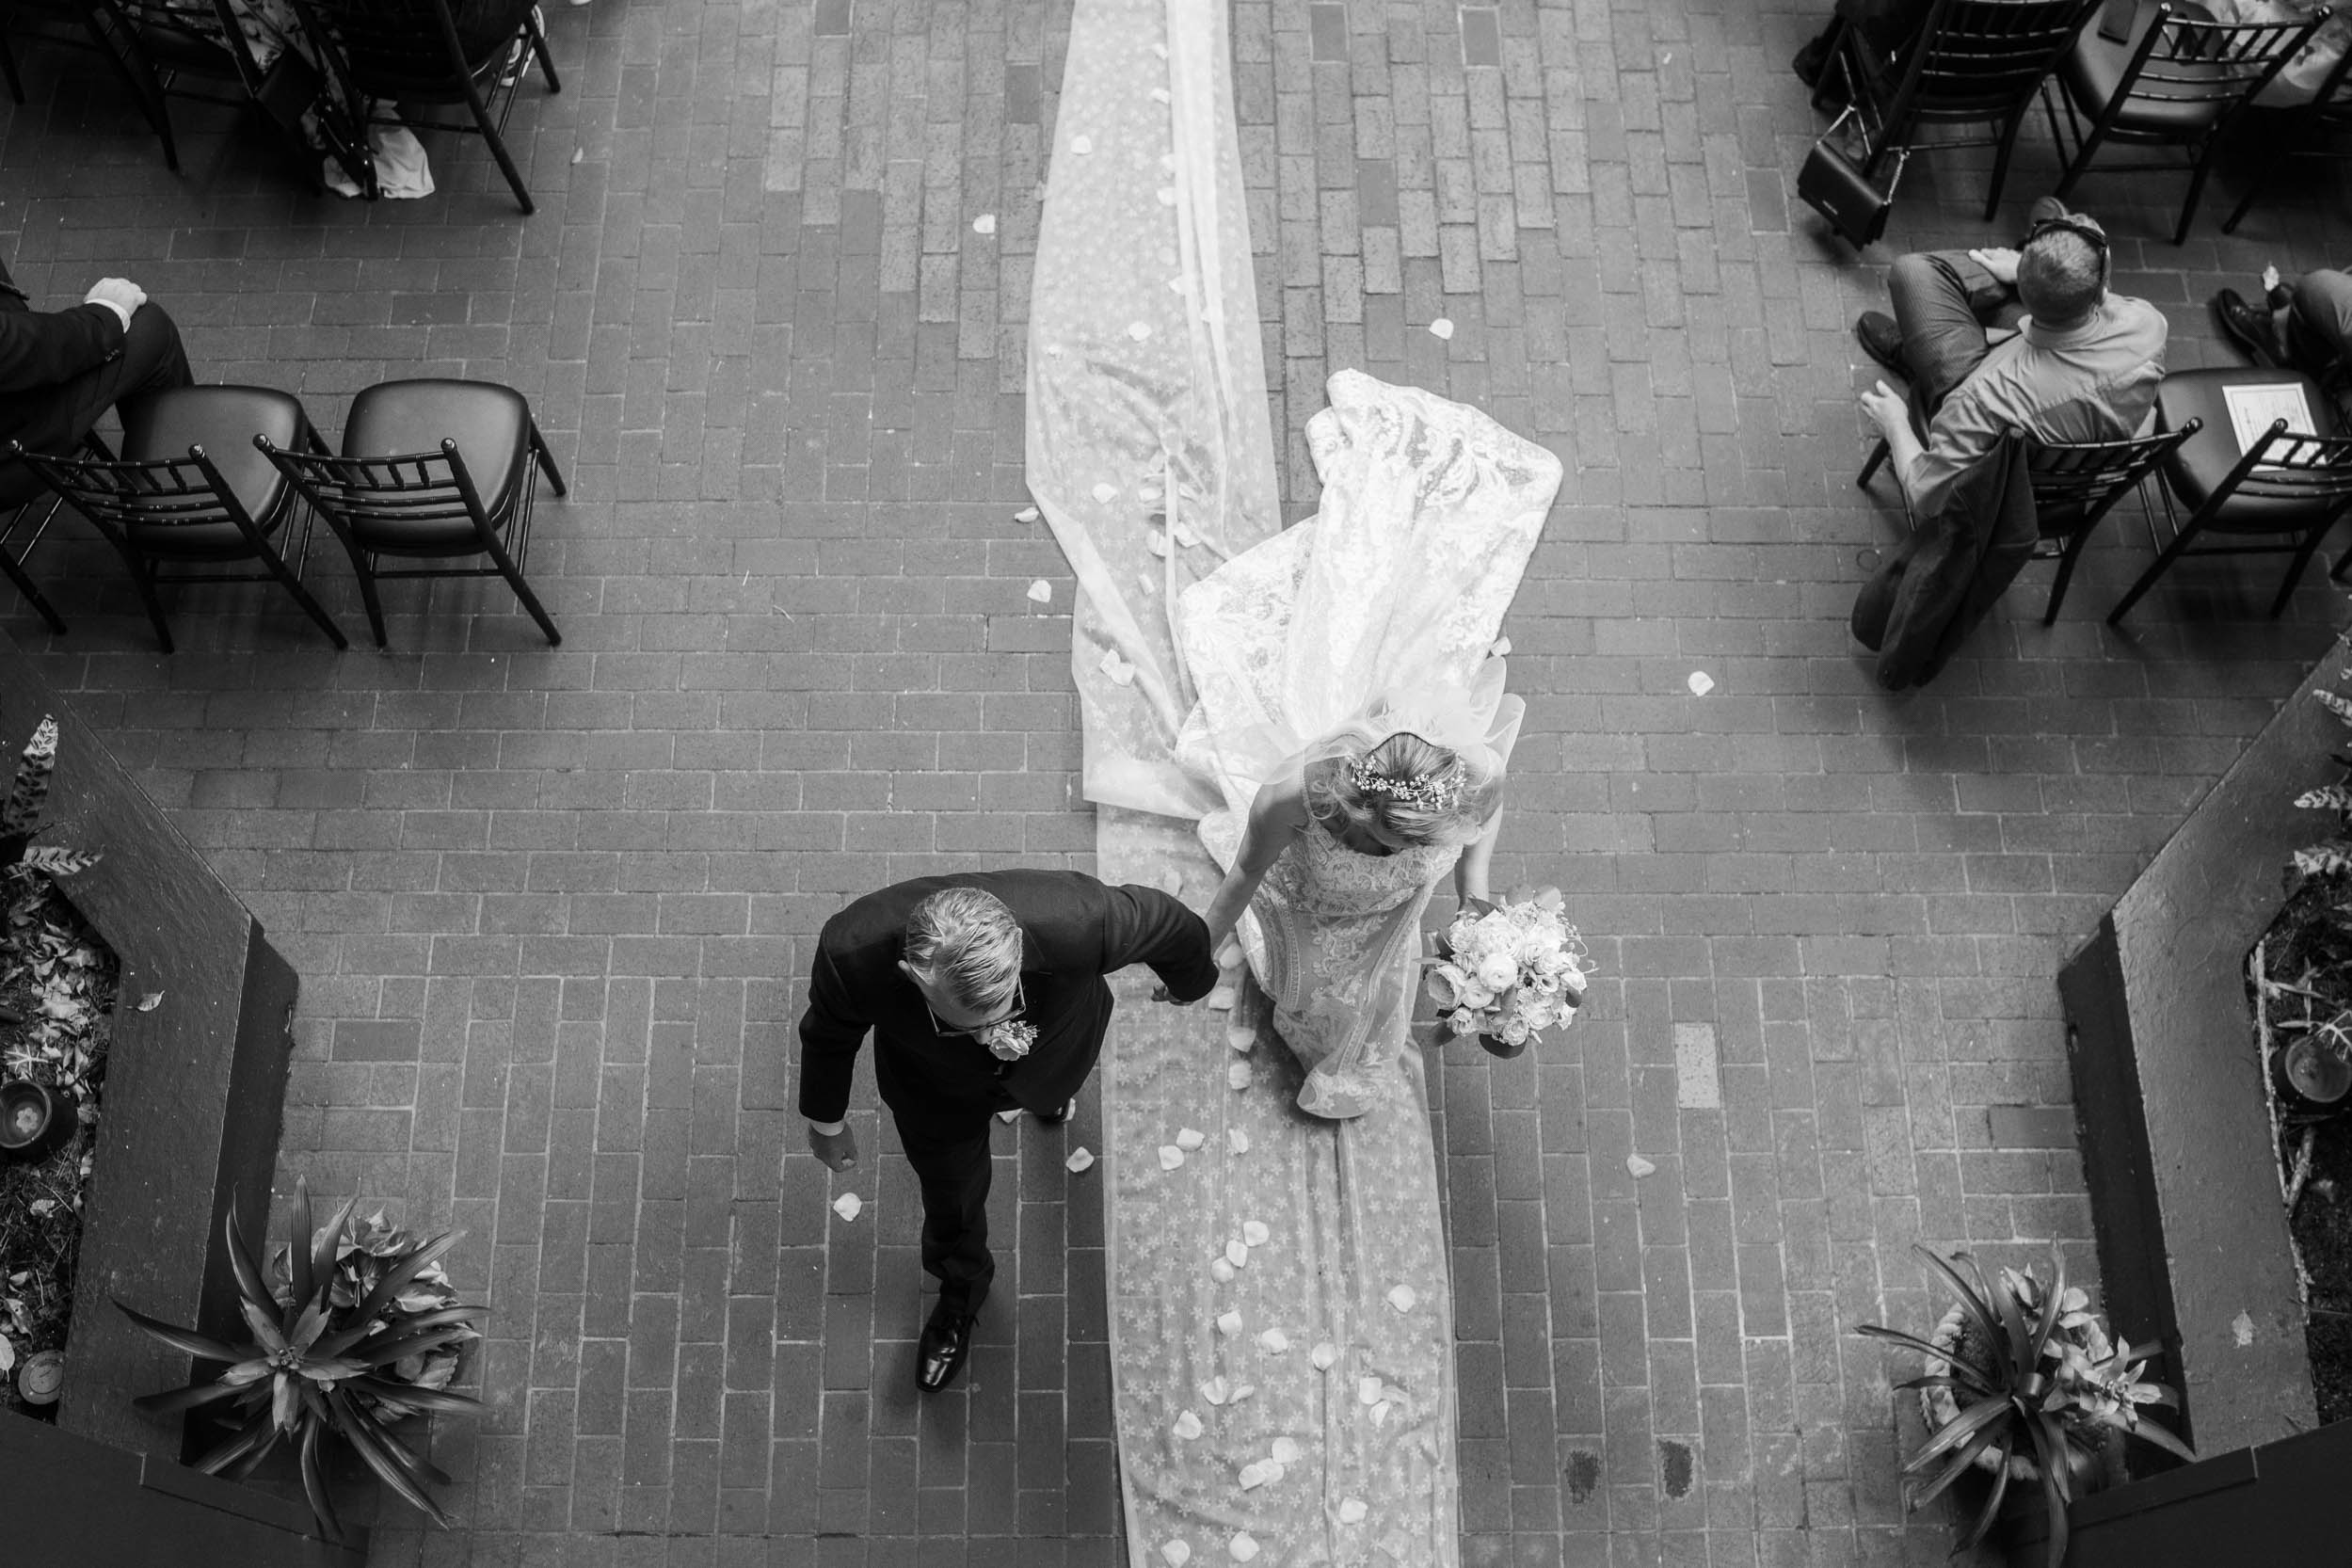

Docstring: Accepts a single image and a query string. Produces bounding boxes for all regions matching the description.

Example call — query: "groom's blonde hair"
[903,887,1024,1015]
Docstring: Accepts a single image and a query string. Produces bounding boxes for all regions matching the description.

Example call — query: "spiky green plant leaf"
[14,845,99,879]
[2317,686,2352,729]
[2296,784,2352,812]
[2293,842,2352,881]
[0,716,56,835]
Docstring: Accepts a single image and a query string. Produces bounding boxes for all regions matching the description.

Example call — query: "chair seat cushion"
[132,17,242,74]
[119,385,304,557]
[342,378,528,553]
[2061,17,2232,136]
[2158,366,2343,530]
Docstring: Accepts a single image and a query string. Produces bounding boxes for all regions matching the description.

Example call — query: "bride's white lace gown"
[1176,370,1562,1115]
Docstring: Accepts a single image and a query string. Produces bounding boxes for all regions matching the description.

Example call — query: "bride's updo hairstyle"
[1306,730,1505,848]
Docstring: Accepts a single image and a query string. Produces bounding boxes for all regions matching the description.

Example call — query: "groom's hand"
[807,1120,857,1172]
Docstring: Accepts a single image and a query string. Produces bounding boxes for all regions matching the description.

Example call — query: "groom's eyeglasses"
[923,979,1027,1039]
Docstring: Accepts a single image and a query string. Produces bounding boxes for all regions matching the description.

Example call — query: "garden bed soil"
[0,875,119,1416]
[2256,875,2352,1426]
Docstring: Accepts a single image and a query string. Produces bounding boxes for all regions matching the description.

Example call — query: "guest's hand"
[84,278,147,317]
[807,1120,857,1172]
[1966,247,2021,286]
[1859,379,1910,440]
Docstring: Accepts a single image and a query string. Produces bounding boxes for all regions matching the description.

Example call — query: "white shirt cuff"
[83,295,133,334]
[808,1117,846,1136]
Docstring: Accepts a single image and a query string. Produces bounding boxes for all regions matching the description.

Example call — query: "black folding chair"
[1822,0,2105,219]
[2222,28,2352,232]
[258,376,565,648]
[0,0,181,168]
[2013,423,2199,621]
[2042,1,2325,242]
[292,0,558,213]
[4,386,346,652]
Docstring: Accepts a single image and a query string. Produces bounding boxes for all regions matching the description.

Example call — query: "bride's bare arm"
[1454,791,1505,907]
[1202,776,1307,956]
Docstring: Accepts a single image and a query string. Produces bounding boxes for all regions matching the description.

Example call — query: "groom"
[798,871,1219,1391]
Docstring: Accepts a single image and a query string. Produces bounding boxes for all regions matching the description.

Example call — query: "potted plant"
[1855,1244,2195,1568]
[112,1178,487,1540]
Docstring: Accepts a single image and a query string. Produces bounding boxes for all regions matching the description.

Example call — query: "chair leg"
[524,7,560,94]
[1985,103,2030,222]
[82,8,180,172]
[2173,134,2226,246]
[117,545,176,653]
[2221,153,2276,235]
[2331,538,2352,583]
[529,419,568,496]
[2268,526,2335,618]
[486,539,560,646]
[1858,438,1891,488]
[0,499,68,635]
[249,536,348,649]
[2043,528,2094,627]
[460,73,535,215]
[2106,512,2209,626]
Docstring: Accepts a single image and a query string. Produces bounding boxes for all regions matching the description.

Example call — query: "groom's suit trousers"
[891,1089,1026,1309]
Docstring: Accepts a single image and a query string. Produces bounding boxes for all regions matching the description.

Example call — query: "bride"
[1175,370,1561,1118]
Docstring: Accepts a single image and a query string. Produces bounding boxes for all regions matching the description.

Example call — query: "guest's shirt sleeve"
[795,941,870,1125]
[1098,883,1220,1002]
[1909,386,2006,522]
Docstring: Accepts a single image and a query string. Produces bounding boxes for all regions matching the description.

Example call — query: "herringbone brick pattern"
[2,0,2347,1564]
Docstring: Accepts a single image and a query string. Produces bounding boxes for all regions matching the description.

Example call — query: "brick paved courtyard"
[4,0,2350,1563]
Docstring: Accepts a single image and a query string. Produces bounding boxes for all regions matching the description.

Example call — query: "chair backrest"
[2114,6,2328,111]
[1897,0,2104,118]
[2024,420,2200,532]
[2211,423,2352,509]
[259,439,497,552]
[4,443,269,547]
[291,0,486,100]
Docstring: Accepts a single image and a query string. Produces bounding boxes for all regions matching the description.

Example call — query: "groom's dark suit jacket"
[796,870,1219,1130]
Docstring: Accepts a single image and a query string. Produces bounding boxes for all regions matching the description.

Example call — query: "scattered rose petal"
[1337,1497,1368,1524]
[1225,1023,1255,1053]
[1070,135,1094,154]
[1151,87,1172,104]
[136,992,164,1012]
[1046,343,1064,357]
[1217,939,1244,970]
[1371,1400,1393,1427]
[1257,1328,1289,1353]
[1688,670,1715,696]
[1199,1375,1230,1406]
[1145,529,1172,557]
[1092,481,1119,504]
[1100,649,1136,686]
[1238,1459,1276,1490]
[1217,1309,1243,1337]
[1387,1284,1418,1313]
[1358,1376,1383,1406]
[1310,1341,1337,1370]
[1158,187,1177,206]
[1170,521,1199,548]
[1160,1144,1186,1171]
[1065,1146,1096,1173]
[1174,1410,1203,1441]
[1168,275,1188,293]
[1241,1220,1270,1247]
[1163,1542,1192,1566]
[1015,505,1040,522]
[1159,867,1184,896]
[1139,482,1163,503]
[571,147,584,164]
[1208,985,1237,1011]
[1027,579,1053,603]
[1428,317,1454,340]
[1176,1127,1206,1151]
[1490,635,1512,656]
[1228,1534,1258,1563]
[832,1192,863,1222]
[1128,321,1153,342]
[29,1197,56,1216]
[1209,1257,1237,1284]
[1228,1382,1256,1403]
[972,214,996,234]
[1227,1128,1251,1155]
[1224,1239,1249,1268]
[1227,1062,1252,1090]
[1626,1153,1657,1178]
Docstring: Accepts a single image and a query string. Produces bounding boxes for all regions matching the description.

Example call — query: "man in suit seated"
[1852,200,2169,523]
[2215,264,2352,382]
[798,873,1218,1392]
[0,251,194,506]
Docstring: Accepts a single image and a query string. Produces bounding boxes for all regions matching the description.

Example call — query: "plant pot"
[2275,1035,2352,1112]
[1920,1305,2114,1482]
[0,1080,67,1160]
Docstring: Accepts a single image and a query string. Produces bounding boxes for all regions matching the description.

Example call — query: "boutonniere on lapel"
[979,1017,1037,1063]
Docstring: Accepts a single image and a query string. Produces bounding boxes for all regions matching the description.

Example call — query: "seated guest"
[0,254,193,504]
[1853,200,2168,521]
[2214,264,2352,378]
[2206,0,2350,106]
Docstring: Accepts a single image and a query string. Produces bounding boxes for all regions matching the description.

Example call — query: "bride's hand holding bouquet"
[1427,886,1590,1059]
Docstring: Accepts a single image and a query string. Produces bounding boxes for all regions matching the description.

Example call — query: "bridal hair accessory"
[980,1017,1037,1062]
[1426,887,1591,1060]
[1348,760,1462,812]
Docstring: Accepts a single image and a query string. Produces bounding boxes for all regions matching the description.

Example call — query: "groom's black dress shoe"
[1034,1098,1075,1126]
[917,1297,978,1393]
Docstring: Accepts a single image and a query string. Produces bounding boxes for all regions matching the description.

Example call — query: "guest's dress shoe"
[917,1296,977,1393]
[2212,289,2282,368]
[1854,312,1910,380]
[1034,1098,1074,1126]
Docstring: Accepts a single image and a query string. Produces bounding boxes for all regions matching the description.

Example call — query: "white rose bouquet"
[1425,886,1591,1059]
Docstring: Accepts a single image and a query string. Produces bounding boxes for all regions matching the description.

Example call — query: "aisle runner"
[1026,1,1461,1561]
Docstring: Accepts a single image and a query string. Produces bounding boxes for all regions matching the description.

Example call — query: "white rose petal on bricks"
[1688,670,1715,696]
[1238,1459,1277,1491]
[1371,1400,1392,1427]
[972,214,996,234]
[1100,649,1136,686]
[1386,1284,1417,1313]
[1071,135,1094,154]
[1357,1376,1383,1406]
[1160,1144,1186,1170]
[1208,985,1237,1010]
[1199,1375,1230,1405]
[1337,1498,1368,1524]
[1224,1238,1249,1268]
[1092,482,1119,504]
[1209,1257,1237,1284]
[1271,1436,1303,1464]
[1626,1153,1657,1178]
[1225,1023,1254,1053]
[1257,1328,1288,1353]
[1428,317,1454,340]
[1217,1309,1244,1337]
[1227,1128,1251,1155]
[1310,1341,1337,1370]
[1490,635,1511,655]
[1065,1147,1096,1174]
[1015,505,1040,521]
[1241,1220,1270,1247]
[1151,87,1172,103]
[1228,1533,1259,1563]
[1163,1541,1192,1566]
[1227,1062,1252,1090]
[1176,1127,1206,1151]
[1227,1382,1256,1403]
[1145,529,1172,557]
[998,1107,1024,1122]
[831,1193,863,1222]
[1174,1409,1204,1440]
